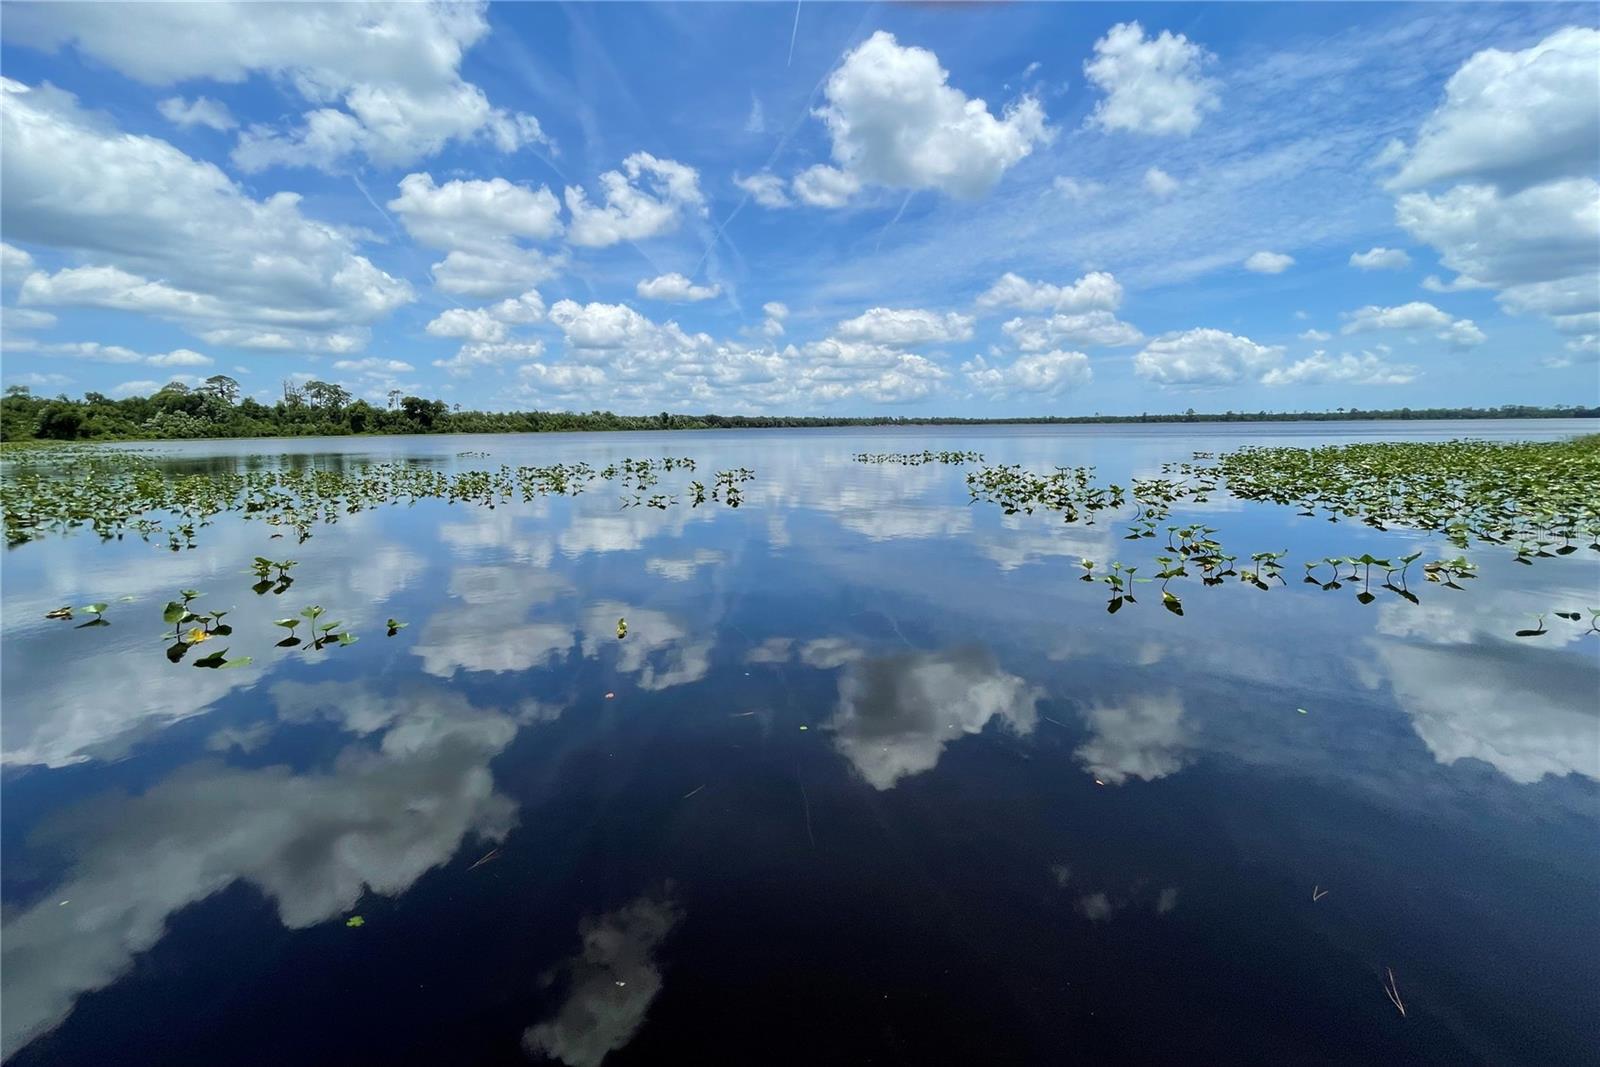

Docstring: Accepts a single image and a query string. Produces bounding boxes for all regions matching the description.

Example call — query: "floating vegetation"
[853,450,983,465]
[967,464,1127,523]
[1175,436,1600,549]
[616,617,628,640]
[1,453,749,548]
[249,556,297,595]
[964,436,1599,628]
[192,647,253,670]
[386,618,408,637]
[298,605,357,650]
[713,468,754,507]
[76,603,110,627]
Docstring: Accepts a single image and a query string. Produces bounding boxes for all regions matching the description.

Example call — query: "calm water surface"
[2,421,1596,1065]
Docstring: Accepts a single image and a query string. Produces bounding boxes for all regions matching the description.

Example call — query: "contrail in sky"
[787,2,802,66]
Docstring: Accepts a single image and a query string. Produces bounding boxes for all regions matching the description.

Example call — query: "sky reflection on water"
[2,423,1596,1065]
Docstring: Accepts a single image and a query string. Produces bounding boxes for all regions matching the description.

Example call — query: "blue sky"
[1,2,1595,416]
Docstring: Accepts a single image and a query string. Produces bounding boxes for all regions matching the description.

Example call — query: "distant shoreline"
[2,391,1595,448]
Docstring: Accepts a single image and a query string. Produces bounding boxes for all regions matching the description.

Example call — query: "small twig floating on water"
[681,784,705,800]
[468,848,501,871]
[1312,885,1329,902]
[1383,967,1406,1017]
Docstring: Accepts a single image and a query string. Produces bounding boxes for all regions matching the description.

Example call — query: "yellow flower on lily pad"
[186,627,213,643]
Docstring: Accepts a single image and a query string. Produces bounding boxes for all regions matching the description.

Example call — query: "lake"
[2,421,1596,1065]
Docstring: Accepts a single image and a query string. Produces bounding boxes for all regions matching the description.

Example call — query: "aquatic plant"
[298,605,356,650]
[959,436,1597,627]
[249,557,297,594]
[1,454,751,548]
[853,450,983,465]
[274,618,302,647]
[1514,614,1548,638]
[192,647,252,669]
[74,603,109,627]
[1178,436,1600,553]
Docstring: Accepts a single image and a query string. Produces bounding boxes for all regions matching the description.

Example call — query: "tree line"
[1,377,1594,443]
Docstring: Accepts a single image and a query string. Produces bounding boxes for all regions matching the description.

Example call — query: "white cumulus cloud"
[835,307,974,346]
[1387,26,1599,192]
[790,164,861,209]
[1002,311,1142,350]
[734,171,791,208]
[1262,351,1419,386]
[157,95,235,131]
[8,2,549,172]
[1133,327,1282,385]
[964,349,1092,398]
[1084,22,1219,136]
[565,152,706,247]
[636,272,721,303]
[1349,247,1412,270]
[1342,301,1485,348]
[976,271,1123,313]
[1243,251,1293,274]
[389,173,565,299]
[2,79,412,351]
[806,31,1051,202]
[1142,166,1179,197]
[1384,27,1599,344]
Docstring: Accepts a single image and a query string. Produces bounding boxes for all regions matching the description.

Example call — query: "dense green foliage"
[2,380,1594,443]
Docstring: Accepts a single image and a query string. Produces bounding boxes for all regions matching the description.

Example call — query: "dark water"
[2,422,1596,1066]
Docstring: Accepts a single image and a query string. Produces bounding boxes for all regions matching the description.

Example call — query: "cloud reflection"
[1372,574,1600,784]
[413,566,575,677]
[581,602,713,691]
[1073,691,1189,785]
[1379,642,1599,784]
[828,645,1040,790]
[522,894,682,1067]
[0,681,536,1058]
